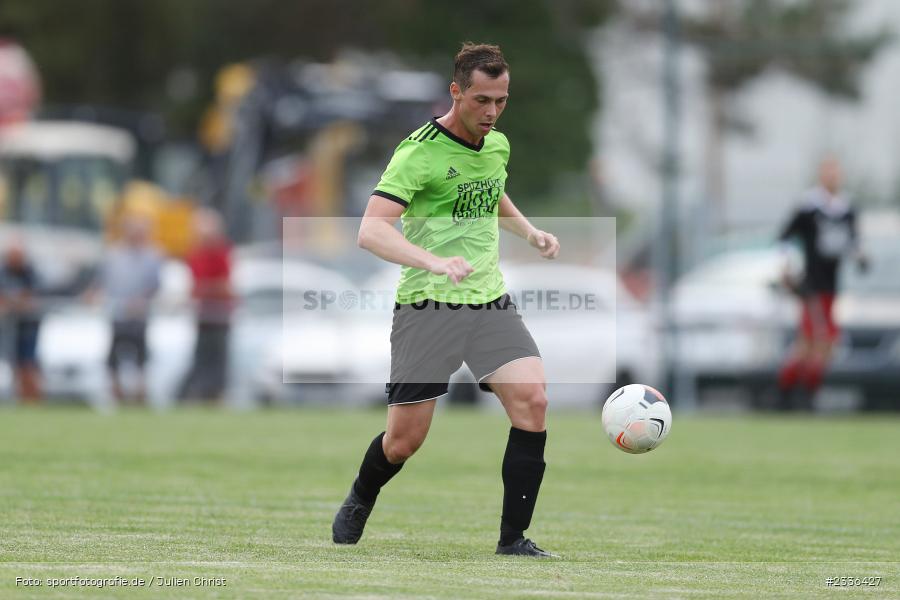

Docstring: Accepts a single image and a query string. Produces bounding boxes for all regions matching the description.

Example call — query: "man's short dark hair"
[453,42,508,91]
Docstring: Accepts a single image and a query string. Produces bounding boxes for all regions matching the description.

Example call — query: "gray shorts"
[387,293,540,405]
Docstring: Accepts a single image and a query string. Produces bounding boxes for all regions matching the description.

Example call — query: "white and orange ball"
[601,384,672,454]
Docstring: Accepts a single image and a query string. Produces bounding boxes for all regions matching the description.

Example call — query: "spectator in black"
[0,240,42,403]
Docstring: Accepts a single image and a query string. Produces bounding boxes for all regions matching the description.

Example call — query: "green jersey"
[373,118,509,304]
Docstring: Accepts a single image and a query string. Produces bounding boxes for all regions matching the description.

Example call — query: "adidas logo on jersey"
[446,166,460,180]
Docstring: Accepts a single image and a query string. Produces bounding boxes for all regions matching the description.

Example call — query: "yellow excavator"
[195,58,445,244]
[0,54,445,288]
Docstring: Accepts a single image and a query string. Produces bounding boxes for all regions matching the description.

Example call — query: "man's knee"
[383,433,425,463]
[511,384,548,419]
[528,386,548,414]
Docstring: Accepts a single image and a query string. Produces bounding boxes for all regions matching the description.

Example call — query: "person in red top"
[179,208,233,402]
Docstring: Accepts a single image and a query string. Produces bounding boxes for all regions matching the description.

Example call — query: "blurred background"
[0,0,898,413]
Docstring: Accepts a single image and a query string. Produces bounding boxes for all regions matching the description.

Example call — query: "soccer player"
[331,43,561,557]
[776,157,867,410]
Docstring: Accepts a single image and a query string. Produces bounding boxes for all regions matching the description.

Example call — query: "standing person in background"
[776,157,868,411]
[179,208,233,403]
[93,217,162,406]
[0,240,42,403]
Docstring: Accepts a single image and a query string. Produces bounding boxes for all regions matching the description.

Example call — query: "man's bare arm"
[357,195,474,284]
[498,193,560,259]
[498,193,537,239]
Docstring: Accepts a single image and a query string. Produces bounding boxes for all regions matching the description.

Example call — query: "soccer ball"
[601,384,672,454]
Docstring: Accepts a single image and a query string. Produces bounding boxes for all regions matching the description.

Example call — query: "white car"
[237,257,385,406]
[353,262,660,408]
[669,248,794,379]
[483,262,660,407]
[36,260,195,407]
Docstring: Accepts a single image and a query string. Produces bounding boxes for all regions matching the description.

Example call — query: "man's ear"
[449,81,463,102]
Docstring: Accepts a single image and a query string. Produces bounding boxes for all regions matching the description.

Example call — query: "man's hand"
[780,269,803,297]
[429,256,474,285]
[126,298,150,319]
[80,286,101,306]
[527,229,560,259]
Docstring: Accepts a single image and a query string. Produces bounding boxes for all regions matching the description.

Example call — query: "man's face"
[5,245,25,268]
[452,69,509,138]
[819,159,842,193]
[123,219,150,245]
[194,213,221,246]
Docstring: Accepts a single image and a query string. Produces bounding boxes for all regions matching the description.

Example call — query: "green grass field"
[1,406,898,599]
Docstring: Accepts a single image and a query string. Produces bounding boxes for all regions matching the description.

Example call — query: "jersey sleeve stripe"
[414,124,436,142]
[408,123,431,141]
[372,190,410,207]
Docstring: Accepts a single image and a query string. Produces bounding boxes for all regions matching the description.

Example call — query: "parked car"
[237,257,385,406]
[352,262,660,408]
[36,260,194,407]
[668,247,793,404]
[34,254,386,407]
[468,262,660,407]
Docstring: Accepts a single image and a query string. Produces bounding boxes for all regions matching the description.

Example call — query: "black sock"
[499,427,546,545]
[352,432,403,504]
